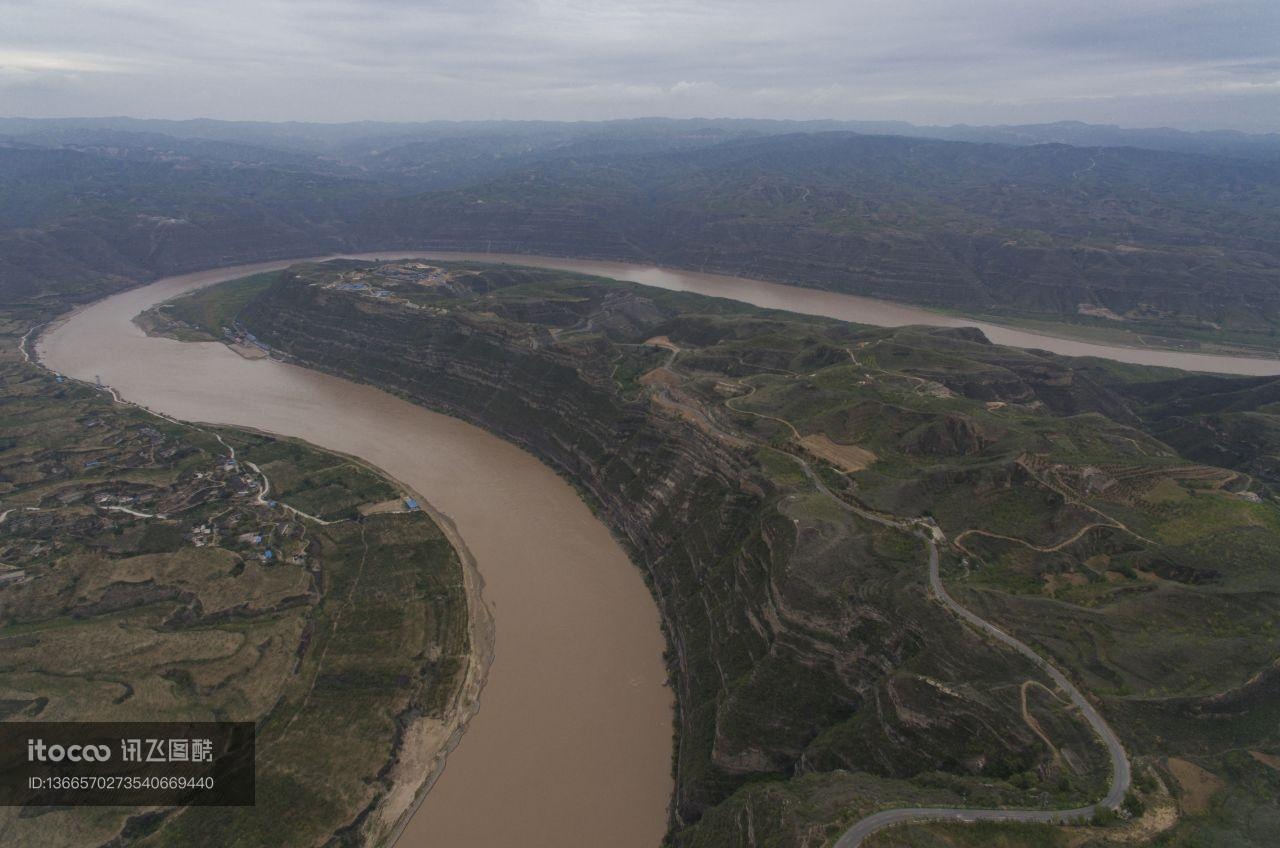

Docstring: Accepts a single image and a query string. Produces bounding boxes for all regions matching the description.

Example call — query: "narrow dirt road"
[617,315,1133,848]
[769,457,1130,848]
[833,540,1130,847]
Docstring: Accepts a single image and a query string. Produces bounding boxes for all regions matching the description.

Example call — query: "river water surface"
[38,260,674,848]
[36,250,1280,846]
[419,252,1280,375]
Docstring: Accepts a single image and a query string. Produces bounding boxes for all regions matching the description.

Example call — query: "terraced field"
[238,259,1280,846]
[0,311,470,847]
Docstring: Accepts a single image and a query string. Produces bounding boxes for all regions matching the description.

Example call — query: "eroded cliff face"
[241,266,1107,836]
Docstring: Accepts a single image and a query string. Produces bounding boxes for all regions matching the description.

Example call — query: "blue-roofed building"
[404,497,420,511]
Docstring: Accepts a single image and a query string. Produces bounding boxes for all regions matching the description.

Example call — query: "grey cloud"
[1028,1,1280,61]
[0,0,1275,130]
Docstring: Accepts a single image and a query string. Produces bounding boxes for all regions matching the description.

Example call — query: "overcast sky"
[1,0,1277,131]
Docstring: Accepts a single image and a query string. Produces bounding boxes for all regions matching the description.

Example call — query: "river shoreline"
[24,329,497,847]
[41,249,1280,376]
[326,249,1280,375]
[37,263,674,848]
[31,249,1275,847]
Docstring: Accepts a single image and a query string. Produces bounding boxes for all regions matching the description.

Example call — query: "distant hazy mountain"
[361,131,1280,334]
[825,119,1280,161]
[4,115,1279,165]
[3,118,1278,340]
[0,144,378,304]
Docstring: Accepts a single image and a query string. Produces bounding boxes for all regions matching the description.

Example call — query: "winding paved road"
[833,540,1130,846]
[42,251,1135,846]
[782,461,1129,847]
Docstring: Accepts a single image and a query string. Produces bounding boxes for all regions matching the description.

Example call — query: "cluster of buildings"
[315,263,456,313]
[375,262,450,286]
[222,323,270,353]
[333,281,392,298]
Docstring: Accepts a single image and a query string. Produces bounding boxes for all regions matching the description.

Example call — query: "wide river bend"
[38,258,673,848]
[37,250,1280,846]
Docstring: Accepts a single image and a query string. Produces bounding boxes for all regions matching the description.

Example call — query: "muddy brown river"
[423,253,1280,375]
[36,251,1280,847]
[38,259,673,848]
